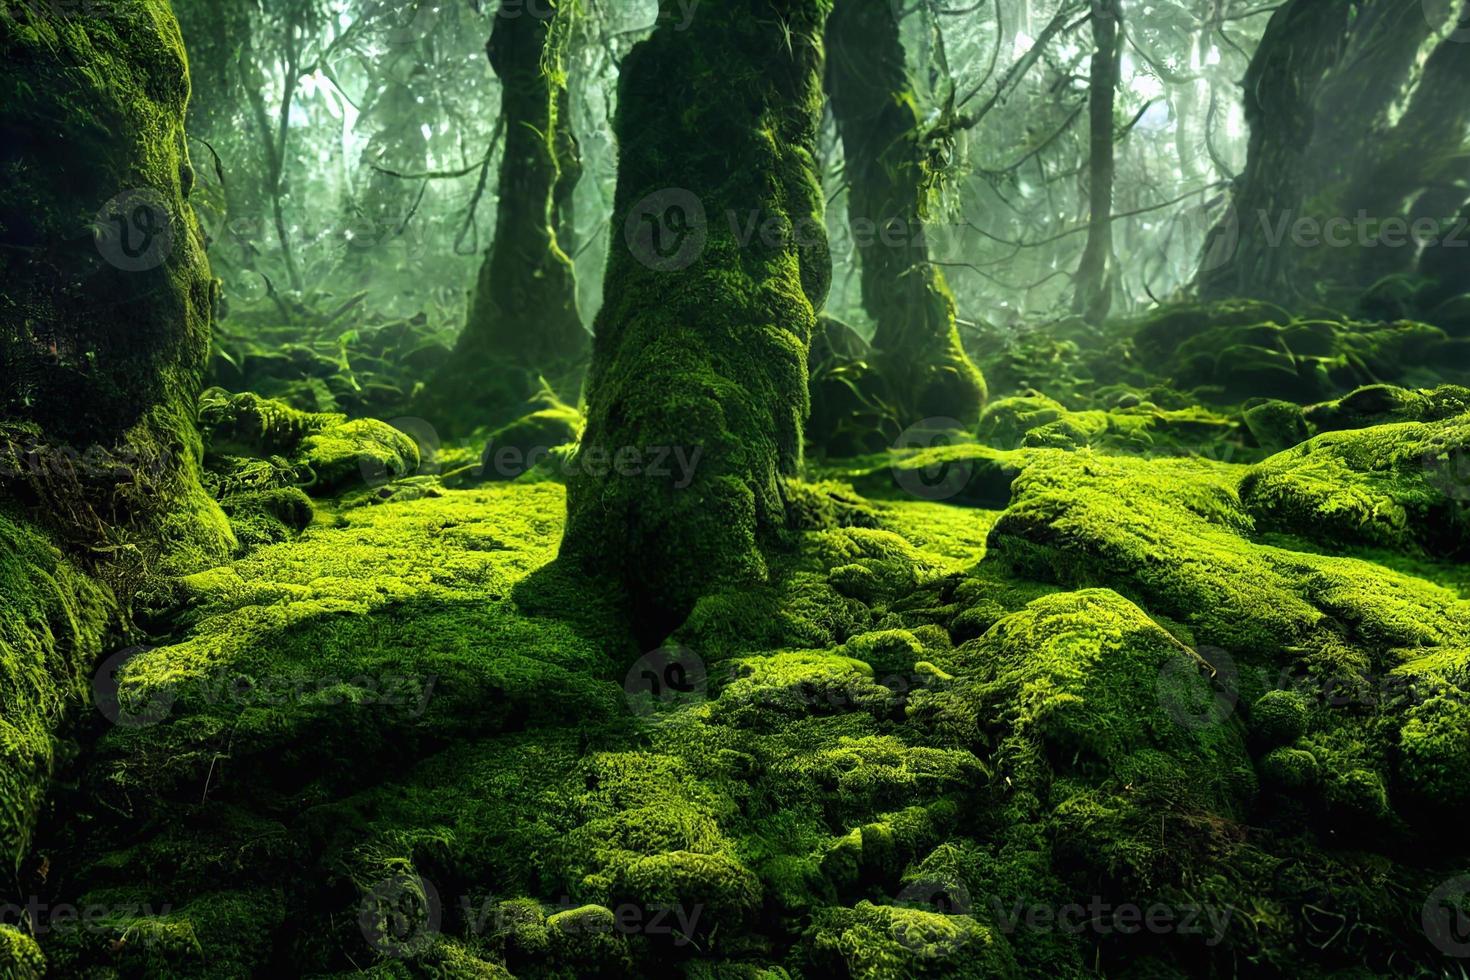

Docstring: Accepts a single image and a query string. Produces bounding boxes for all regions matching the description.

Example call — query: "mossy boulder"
[1239,413,1470,557]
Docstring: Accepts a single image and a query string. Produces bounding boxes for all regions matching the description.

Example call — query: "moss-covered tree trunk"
[1196,0,1356,302]
[825,0,986,428]
[562,0,834,634]
[1072,0,1122,324]
[457,0,585,372]
[1348,1,1470,286]
[0,0,231,892]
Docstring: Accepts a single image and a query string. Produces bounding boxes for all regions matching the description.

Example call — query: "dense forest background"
[3,0,1470,977]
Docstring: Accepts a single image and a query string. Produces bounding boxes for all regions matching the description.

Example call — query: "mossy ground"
[13,318,1470,976]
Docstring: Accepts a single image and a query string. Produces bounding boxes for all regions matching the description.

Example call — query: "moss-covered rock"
[1240,413,1470,557]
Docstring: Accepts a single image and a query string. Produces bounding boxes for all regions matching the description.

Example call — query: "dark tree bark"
[1348,0,1470,285]
[458,0,585,371]
[562,0,834,636]
[825,0,987,428]
[1072,0,1123,323]
[0,0,232,874]
[1197,0,1358,302]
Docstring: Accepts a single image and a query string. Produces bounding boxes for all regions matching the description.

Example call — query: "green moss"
[803,900,1018,978]
[0,512,113,872]
[0,0,234,575]
[561,0,836,631]
[1240,413,1470,557]
[0,926,43,980]
[1248,689,1309,748]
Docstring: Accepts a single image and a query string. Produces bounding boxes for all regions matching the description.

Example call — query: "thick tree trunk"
[825,0,986,427]
[0,0,231,881]
[1072,0,1122,324]
[1349,0,1470,285]
[1197,0,1357,302]
[458,0,585,372]
[562,0,834,636]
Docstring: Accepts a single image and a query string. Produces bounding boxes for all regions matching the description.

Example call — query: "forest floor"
[17,300,1470,978]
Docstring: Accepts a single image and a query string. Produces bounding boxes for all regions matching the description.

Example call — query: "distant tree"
[1072,0,1123,323]
[825,0,987,427]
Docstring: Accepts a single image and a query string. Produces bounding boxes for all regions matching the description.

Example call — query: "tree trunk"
[1348,0,1470,285]
[1196,0,1357,302]
[0,0,232,875]
[562,0,835,636]
[458,0,585,372]
[1072,0,1122,323]
[826,0,987,428]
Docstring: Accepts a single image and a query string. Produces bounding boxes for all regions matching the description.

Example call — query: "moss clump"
[1306,383,1470,432]
[0,925,43,979]
[803,900,1018,978]
[200,389,419,504]
[1129,304,1462,405]
[1239,413,1470,557]
[0,513,113,872]
[1248,689,1309,748]
[1242,398,1309,451]
[978,392,1240,457]
[561,0,835,633]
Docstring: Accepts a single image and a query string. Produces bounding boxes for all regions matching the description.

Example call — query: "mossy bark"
[0,0,234,574]
[825,0,986,428]
[1196,0,1355,303]
[562,0,835,633]
[0,0,227,884]
[458,0,585,372]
